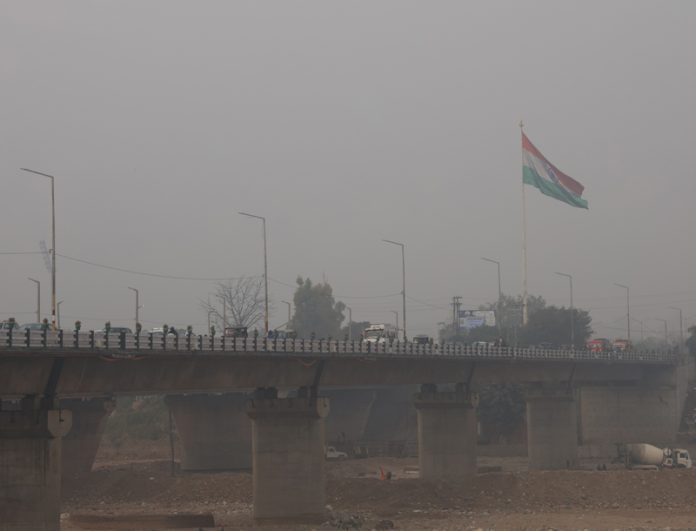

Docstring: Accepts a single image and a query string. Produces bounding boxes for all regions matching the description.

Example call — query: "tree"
[201,276,265,331]
[520,306,592,348]
[290,277,345,339]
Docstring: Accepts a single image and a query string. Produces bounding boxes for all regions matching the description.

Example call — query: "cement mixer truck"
[617,443,692,470]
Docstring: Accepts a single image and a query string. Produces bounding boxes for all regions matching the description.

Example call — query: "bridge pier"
[0,397,72,531]
[61,397,115,478]
[246,388,329,522]
[165,393,252,471]
[526,386,578,469]
[414,384,478,480]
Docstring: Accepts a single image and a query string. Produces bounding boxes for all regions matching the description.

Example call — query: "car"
[325,446,348,460]
[20,323,47,331]
[413,335,431,345]
[95,327,133,336]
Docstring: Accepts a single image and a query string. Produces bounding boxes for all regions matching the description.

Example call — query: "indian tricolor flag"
[522,133,588,209]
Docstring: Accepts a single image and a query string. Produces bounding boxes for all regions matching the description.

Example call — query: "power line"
[56,253,255,281]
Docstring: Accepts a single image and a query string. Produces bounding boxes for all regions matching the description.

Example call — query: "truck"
[617,443,692,470]
[362,323,398,344]
[612,339,633,352]
[586,338,612,353]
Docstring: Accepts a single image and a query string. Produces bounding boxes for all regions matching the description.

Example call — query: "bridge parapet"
[0,329,678,365]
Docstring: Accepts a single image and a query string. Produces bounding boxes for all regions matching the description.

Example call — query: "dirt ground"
[60,441,696,530]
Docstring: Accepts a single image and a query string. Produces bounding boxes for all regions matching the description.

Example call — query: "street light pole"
[57,300,63,329]
[28,277,40,323]
[21,168,57,330]
[555,272,574,347]
[345,306,352,341]
[656,318,668,345]
[669,307,684,352]
[128,287,140,330]
[281,300,292,329]
[240,212,269,334]
[391,310,399,336]
[383,239,406,341]
[615,283,630,341]
[482,257,502,333]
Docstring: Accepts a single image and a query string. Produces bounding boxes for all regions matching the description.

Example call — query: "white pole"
[520,122,529,326]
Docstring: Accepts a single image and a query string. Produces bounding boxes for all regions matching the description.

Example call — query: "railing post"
[7,327,12,348]
[41,327,47,348]
[58,329,64,349]
[135,331,140,350]
[24,327,30,348]
[119,330,126,350]
[89,330,95,349]
[73,330,78,349]
[197,334,203,351]
[148,332,154,350]
[186,332,192,351]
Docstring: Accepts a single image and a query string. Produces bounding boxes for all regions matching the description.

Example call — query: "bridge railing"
[0,329,678,364]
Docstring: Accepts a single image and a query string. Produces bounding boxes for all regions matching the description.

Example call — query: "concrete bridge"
[0,330,687,529]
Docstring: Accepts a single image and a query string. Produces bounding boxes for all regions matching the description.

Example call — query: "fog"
[2,1,695,340]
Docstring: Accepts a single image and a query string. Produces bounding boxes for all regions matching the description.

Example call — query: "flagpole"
[520,120,529,326]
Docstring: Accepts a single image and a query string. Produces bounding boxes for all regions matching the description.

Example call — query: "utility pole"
[452,296,462,336]
[57,300,63,329]
[28,278,40,323]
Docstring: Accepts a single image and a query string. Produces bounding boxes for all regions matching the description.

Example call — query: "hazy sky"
[2,1,695,340]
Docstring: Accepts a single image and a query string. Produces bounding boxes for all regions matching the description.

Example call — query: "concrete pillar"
[247,390,329,521]
[0,397,72,531]
[165,393,251,471]
[414,385,478,480]
[61,397,115,478]
[526,386,578,470]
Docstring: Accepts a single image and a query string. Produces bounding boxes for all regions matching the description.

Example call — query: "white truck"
[362,323,398,344]
[618,443,692,470]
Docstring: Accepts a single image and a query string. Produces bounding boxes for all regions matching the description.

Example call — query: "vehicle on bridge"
[224,326,248,338]
[362,323,398,344]
[413,334,432,345]
[586,338,612,353]
[612,339,633,352]
[325,446,348,460]
[267,329,297,340]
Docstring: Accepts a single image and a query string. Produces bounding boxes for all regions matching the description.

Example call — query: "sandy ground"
[60,442,696,530]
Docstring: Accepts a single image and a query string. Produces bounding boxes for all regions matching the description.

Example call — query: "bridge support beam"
[247,389,329,522]
[0,397,72,531]
[165,393,251,471]
[61,397,115,479]
[526,386,578,470]
[414,385,478,480]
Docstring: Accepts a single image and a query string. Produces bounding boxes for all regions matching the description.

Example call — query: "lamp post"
[669,306,684,352]
[482,257,502,334]
[555,272,574,347]
[21,168,57,330]
[655,318,668,346]
[615,283,630,341]
[345,306,352,341]
[57,300,63,329]
[281,300,292,329]
[383,239,406,341]
[28,277,40,323]
[391,310,399,336]
[240,212,269,334]
[128,287,140,330]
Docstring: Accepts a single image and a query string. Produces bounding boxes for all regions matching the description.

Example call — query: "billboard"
[458,310,496,330]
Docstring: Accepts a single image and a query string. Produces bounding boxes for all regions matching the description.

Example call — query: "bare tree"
[201,277,265,331]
